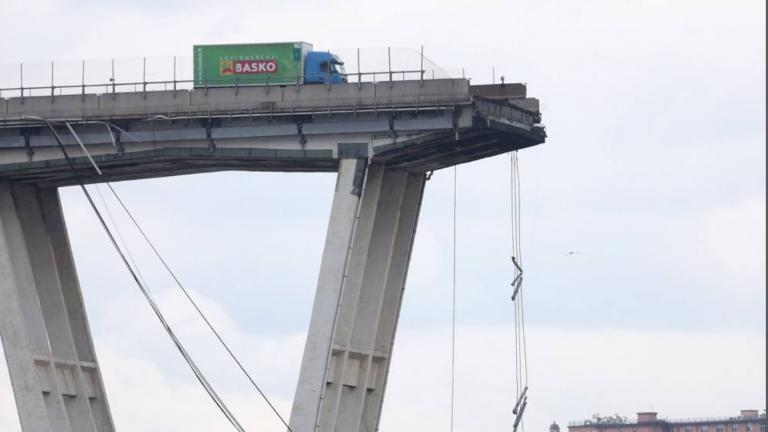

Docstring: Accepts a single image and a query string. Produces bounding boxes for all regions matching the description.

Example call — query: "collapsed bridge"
[0,78,545,432]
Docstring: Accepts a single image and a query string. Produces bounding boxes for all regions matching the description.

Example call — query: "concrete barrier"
[280,81,378,110]
[6,94,99,119]
[373,79,469,107]
[189,86,283,112]
[1,79,472,121]
[281,79,468,111]
[98,90,192,117]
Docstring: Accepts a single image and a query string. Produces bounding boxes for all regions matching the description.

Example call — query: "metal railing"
[0,72,444,100]
[0,46,461,99]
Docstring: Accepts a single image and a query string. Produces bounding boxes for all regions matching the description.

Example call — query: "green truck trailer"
[193,42,346,87]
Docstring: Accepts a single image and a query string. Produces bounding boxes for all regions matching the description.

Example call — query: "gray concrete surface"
[289,159,425,432]
[0,183,113,432]
[1,80,469,121]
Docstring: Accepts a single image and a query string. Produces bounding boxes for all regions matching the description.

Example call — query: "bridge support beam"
[0,182,114,432]
[290,159,426,432]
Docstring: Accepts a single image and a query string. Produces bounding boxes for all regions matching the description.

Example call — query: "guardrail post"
[111,59,116,97]
[141,57,147,98]
[50,62,55,101]
[81,60,85,101]
[19,63,24,104]
[357,48,362,90]
[420,45,425,87]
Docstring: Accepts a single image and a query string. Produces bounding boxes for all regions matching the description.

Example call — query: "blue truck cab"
[304,51,347,84]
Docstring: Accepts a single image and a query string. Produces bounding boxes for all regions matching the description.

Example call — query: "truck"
[193,42,346,88]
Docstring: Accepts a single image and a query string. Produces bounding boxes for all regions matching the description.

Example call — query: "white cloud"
[2,289,764,432]
[701,197,766,278]
[98,348,296,432]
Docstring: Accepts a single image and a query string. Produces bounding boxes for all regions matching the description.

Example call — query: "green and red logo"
[220,59,278,75]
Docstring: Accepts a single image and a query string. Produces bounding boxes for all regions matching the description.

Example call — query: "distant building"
[569,410,766,432]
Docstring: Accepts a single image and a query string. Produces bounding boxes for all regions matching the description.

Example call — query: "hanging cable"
[53,119,307,432]
[104,182,294,432]
[61,119,291,431]
[93,185,148,289]
[510,151,529,432]
[515,152,529,387]
[42,120,247,432]
[451,165,457,432]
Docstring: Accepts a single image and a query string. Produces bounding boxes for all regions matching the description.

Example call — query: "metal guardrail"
[0,70,438,99]
[0,47,463,99]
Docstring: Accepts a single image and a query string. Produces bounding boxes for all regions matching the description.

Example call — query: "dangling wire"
[104,182,293,432]
[42,120,247,432]
[64,120,293,431]
[510,151,528,432]
[58,113,292,431]
[93,184,148,290]
[451,165,458,432]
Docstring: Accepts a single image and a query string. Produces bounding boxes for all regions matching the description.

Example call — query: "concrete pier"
[290,158,425,431]
[0,183,113,432]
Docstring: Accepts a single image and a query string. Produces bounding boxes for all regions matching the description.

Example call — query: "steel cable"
[451,166,457,432]
[42,120,247,432]
[510,151,529,432]
[104,182,293,432]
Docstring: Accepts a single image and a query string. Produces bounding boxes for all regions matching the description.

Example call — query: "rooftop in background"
[569,410,766,432]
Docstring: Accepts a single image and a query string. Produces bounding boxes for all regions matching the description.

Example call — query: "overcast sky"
[0,1,765,431]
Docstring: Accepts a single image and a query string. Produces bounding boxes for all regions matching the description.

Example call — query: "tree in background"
[591,414,629,424]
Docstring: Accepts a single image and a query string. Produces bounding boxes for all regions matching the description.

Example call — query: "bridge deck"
[0,79,544,185]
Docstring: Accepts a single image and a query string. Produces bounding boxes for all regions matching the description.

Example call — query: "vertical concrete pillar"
[290,160,426,432]
[0,182,114,432]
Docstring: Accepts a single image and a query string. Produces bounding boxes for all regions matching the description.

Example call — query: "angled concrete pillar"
[0,182,114,432]
[290,159,426,432]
